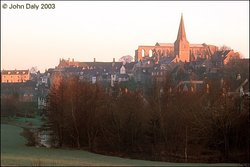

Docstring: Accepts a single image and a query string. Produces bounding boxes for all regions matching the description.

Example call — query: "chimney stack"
[94,58,96,62]
[113,58,115,62]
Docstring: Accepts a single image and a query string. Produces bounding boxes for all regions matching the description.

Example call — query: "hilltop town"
[1,15,248,107]
[1,15,249,163]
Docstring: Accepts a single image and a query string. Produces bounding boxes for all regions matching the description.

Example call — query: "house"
[1,69,30,83]
[54,58,136,88]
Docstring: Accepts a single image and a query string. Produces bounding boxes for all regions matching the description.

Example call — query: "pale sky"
[1,1,249,72]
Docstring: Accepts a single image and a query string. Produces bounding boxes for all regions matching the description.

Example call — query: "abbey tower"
[135,14,218,62]
[174,14,190,62]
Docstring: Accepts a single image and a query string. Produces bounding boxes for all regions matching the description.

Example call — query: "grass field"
[1,116,43,128]
[1,124,242,166]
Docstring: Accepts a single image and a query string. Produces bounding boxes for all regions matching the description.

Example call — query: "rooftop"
[1,70,29,75]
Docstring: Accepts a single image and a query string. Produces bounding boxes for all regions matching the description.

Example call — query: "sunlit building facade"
[1,70,30,83]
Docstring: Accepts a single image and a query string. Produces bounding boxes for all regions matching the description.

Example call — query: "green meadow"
[1,122,241,166]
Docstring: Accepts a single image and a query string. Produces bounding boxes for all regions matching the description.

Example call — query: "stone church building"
[135,14,218,63]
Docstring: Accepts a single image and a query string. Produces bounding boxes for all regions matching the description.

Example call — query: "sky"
[1,1,249,72]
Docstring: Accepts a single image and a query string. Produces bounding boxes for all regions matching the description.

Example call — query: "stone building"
[1,69,30,83]
[135,14,218,63]
[53,58,135,88]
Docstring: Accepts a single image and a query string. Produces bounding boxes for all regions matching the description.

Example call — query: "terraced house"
[1,69,30,83]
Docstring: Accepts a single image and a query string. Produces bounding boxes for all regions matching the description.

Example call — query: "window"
[141,49,145,57]
[149,49,153,57]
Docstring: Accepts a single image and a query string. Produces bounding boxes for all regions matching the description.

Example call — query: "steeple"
[174,14,190,62]
[176,13,187,41]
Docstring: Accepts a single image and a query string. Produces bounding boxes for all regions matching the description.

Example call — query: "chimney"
[72,58,74,62]
[113,58,115,63]
[94,58,96,62]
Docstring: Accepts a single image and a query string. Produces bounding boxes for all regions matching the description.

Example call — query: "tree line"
[45,73,249,163]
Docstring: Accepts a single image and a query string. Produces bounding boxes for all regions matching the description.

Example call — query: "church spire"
[176,13,187,41]
[174,13,190,62]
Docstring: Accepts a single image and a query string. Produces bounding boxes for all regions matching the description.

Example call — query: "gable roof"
[1,70,29,75]
[190,44,204,48]
[155,43,174,47]
[212,50,232,61]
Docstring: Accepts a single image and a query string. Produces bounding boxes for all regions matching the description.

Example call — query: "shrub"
[20,128,37,146]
